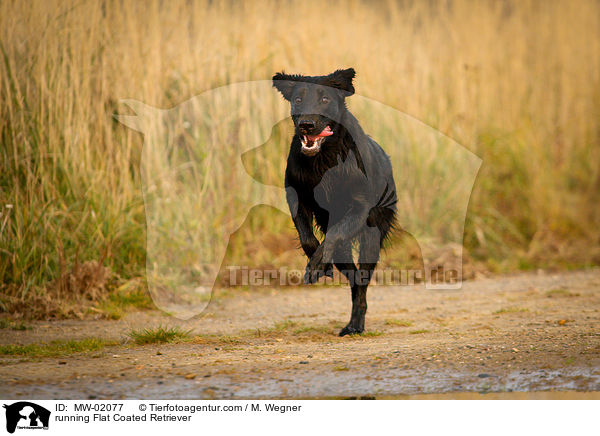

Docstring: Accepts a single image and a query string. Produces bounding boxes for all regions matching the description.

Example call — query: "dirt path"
[1,269,599,399]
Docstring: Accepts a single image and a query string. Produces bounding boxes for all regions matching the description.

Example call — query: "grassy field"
[1,0,599,318]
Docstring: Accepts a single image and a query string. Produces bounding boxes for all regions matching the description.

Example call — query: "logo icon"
[3,402,50,434]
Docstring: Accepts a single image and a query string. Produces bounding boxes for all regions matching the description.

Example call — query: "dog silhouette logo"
[116,80,481,319]
[3,402,50,433]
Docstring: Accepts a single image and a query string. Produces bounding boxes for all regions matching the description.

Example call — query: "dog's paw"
[304,245,333,284]
[338,324,364,336]
[301,239,320,259]
[304,262,333,284]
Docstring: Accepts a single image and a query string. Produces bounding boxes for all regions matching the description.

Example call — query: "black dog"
[273,68,397,336]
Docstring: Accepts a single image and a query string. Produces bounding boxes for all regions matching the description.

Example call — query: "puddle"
[4,366,599,400]
[383,391,600,400]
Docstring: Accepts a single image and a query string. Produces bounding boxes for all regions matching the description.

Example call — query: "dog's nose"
[298,120,315,132]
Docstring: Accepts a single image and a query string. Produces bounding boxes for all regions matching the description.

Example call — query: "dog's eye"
[294,97,302,104]
[321,96,330,103]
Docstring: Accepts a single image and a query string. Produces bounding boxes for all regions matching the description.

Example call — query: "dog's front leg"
[304,243,334,284]
[292,206,334,284]
[305,204,369,284]
[287,189,320,258]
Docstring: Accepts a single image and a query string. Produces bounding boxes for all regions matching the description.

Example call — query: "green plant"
[0,338,117,357]
[127,326,192,345]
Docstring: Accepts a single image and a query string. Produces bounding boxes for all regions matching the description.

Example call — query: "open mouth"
[300,125,333,156]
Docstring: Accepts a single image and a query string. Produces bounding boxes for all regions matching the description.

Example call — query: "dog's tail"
[376,183,398,211]
[367,183,398,248]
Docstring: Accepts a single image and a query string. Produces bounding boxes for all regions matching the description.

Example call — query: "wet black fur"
[273,68,397,336]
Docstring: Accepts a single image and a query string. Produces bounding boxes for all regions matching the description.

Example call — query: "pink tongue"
[307,125,333,141]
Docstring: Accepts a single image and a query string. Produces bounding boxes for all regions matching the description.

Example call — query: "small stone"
[299,361,309,364]
[478,373,491,378]
[58,361,67,365]
[184,373,196,380]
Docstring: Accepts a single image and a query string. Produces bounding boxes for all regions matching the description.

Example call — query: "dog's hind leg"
[333,241,363,337]
[339,227,380,336]
[332,241,357,284]
[339,281,369,336]
[357,226,381,279]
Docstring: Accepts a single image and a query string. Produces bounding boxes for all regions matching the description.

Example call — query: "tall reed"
[1,0,598,314]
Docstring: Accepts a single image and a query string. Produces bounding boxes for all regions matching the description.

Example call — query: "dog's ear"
[272,72,299,101]
[324,68,356,96]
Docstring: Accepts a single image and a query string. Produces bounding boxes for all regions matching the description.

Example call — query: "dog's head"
[273,68,355,156]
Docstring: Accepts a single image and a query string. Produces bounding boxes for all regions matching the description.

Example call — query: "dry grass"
[409,329,431,335]
[384,319,413,327]
[544,288,580,298]
[493,307,529,315]
[1,0,599,318]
